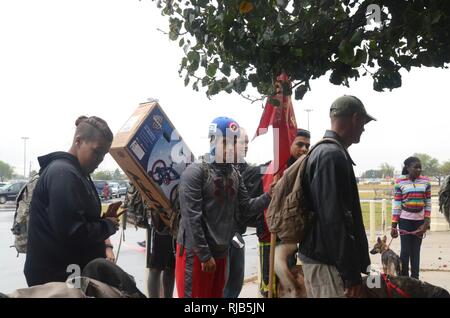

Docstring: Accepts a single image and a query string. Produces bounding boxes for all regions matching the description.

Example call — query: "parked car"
[107,181,120,198]
[0,181,27,204]
[93,180,112,200]
[117,181,129,197]
[0,182,9,191]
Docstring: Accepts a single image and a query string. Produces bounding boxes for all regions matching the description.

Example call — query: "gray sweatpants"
[301,263,346,298]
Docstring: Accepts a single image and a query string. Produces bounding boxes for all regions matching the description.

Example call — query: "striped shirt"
[392,175,431,222]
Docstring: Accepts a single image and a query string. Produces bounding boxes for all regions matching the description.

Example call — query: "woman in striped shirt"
[390,157,431,279]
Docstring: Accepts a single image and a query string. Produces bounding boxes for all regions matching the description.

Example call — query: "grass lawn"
[360,201,392,229]
[358,184,440,197]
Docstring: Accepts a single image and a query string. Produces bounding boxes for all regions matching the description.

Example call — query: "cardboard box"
[110,102,195,225]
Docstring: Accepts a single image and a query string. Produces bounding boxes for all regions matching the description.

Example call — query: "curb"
[0,206,14,210]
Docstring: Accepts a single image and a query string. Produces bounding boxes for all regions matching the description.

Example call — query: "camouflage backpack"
[266,138,343,244]
[122,183,150,230]
[123,162,211,238]
[121,183,168,232]
[439,176,450,224]
[11,173,40,254]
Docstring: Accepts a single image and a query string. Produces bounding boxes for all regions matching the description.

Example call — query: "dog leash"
[387,237,394,249]
[387,228,425,250]
[381,274,411,298]
[392,228,426,239]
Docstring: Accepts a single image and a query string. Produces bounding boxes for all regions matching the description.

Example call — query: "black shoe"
[137,241,146,248]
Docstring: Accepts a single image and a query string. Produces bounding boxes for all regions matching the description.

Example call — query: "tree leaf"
[294,85,308,100]
[208,81,221,95]
[269,98,281,107]
[201,54,208,68]
[338,38,354,64]
[220,63,231,76]
[206,63,218,77]
[155,0,449,99]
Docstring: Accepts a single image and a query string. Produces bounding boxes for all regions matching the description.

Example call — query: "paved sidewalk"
[239,231,450,298]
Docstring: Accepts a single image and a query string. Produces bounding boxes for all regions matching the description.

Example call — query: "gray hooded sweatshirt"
[177,162,270,262]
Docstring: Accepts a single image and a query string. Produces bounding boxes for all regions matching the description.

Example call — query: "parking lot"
[0,203,259,295]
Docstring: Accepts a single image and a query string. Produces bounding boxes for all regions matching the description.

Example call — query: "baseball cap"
[330,95,377,123]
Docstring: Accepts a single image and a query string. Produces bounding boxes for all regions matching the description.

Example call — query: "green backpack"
[11,173,40,254]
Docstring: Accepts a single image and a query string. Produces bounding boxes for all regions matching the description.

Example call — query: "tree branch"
[239,93,266,104]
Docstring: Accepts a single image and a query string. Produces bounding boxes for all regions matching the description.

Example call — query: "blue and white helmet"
[208,116,240,141]
[208,117,240,163]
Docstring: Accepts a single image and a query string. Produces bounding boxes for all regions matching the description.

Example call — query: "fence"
[367,197,449,244]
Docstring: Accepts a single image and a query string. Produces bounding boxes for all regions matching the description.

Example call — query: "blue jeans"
[399,218,424,279]
[223,244,245,298]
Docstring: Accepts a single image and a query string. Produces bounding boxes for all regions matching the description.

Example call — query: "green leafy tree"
[154,0,450,100]
[379,162,395,178]
[412,153,449,185]
[441,160,450,176]
[0,160,14,181]
[113,168,126,180]
[413,153,440,178]
[92,170,113,181]
[362,169,382,179]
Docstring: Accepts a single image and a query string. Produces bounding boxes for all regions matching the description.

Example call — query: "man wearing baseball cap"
[175,116,272,298]
[298,95,375,298]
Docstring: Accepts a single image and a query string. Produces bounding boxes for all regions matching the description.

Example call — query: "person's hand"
[416,222,429,236]
[344,284,366,298]
[105,246,115,263]
[201,257,216,273]
[390,228,399,238]
[105,217,120,231]
[116,208,127,218]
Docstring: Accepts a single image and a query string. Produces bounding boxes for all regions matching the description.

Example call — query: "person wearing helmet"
[175,117,273,298]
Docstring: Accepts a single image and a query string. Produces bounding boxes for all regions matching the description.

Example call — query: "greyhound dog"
[362,274,450,298]
[370,236,402,277]
[274,243,307,298]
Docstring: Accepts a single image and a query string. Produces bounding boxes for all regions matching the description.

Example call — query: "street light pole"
[304,108,313,131]
[21,137,29,178]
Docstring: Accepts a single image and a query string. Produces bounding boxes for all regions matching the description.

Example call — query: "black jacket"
[24,152,117,286]
[235,162,267,234]
[298,131,370,288]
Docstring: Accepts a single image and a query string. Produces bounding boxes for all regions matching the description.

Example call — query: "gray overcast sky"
[1,0,449,177]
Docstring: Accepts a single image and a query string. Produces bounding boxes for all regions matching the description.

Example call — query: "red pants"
[175,244,226,298]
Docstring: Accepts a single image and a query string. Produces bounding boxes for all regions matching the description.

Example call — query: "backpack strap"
[309,137,345,154]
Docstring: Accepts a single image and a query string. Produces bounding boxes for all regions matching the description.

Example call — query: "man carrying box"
[175,117,273,298]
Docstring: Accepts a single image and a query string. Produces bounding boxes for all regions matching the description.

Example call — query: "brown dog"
[370,236,402,277]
